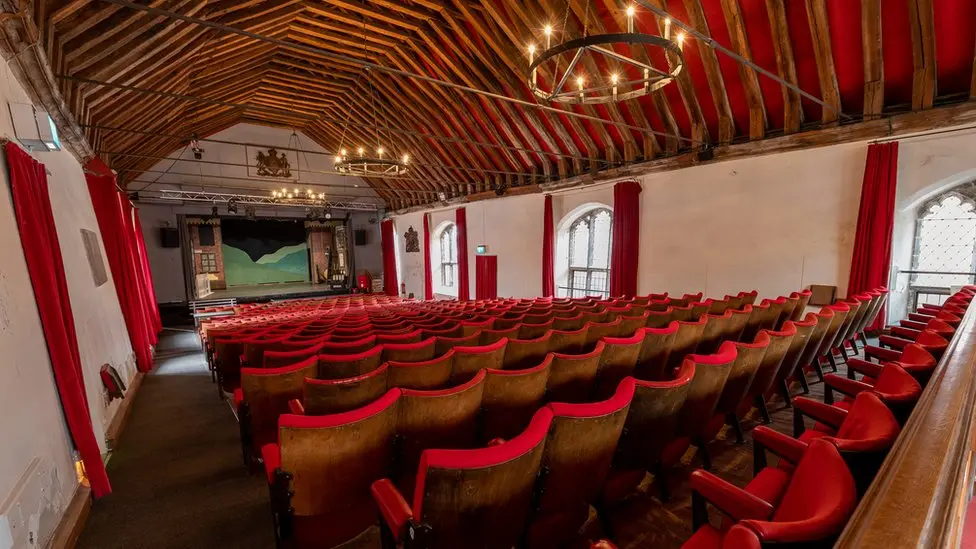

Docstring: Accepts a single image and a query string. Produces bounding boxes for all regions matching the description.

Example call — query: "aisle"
[77,329,273,549]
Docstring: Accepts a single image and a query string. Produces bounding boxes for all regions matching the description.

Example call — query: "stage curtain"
[456,207,470,300]
[848,142,899,330]
[133,209,161,337]
[423,213,433,300]
[542,195,555,297]
[381,219,399,296]
[476,255,498,300]
[609,180,642,298]
[5,143,112,497]
[123,200,157,345]
[85,158,154,372]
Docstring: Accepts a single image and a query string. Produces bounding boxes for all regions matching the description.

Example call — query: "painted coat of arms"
[256,148,292,178]
[404,227,420,253]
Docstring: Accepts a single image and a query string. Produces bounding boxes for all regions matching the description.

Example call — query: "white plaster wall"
[0,61,135,547]
[394,143,866,302]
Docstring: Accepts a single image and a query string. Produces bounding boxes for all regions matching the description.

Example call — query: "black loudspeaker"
[354,229,368,246]
[160,227,180,248]
[198,225,215,246]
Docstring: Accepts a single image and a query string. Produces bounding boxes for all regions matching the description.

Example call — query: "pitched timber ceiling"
[26,0,976,209]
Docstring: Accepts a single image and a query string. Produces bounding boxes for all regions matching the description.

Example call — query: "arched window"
[432,222,459,296]
[557,205,613,298]
[910,189,976,305]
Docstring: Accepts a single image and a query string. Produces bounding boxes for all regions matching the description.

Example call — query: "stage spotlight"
[324,209,333,220]
[438,191,447,201]
[227,198,238,214]
[190,139,204,160]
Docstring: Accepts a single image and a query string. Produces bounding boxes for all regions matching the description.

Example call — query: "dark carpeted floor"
[77,329,273,549]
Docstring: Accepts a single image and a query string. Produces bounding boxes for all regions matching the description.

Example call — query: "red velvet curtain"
[609,180,642,298]
[381,219,399,296]
[122,199,157,345]
[133,209,162,338]
[476,255,498,300]
[456,208,470,300]
[85,158,155,372]
[5,143,112,497]
[423,213,433,300]
[848,142,899,330]
[542,195,555,297]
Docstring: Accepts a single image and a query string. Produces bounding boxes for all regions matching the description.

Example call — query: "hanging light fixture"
[334,18,409,178]
[269,131,335,205]
[526,3,684,105]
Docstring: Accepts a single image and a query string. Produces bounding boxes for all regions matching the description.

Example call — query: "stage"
[204,282,350,303]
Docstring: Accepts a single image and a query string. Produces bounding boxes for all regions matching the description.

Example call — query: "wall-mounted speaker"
[160,227,180,248]
[354,229,368,246]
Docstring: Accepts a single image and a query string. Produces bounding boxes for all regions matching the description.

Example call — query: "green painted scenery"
[222,243,310,285]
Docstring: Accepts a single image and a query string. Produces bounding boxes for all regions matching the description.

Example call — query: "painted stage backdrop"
[221,219,310,286]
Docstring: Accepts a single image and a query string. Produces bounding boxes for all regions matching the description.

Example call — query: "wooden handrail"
[836,302,976,548]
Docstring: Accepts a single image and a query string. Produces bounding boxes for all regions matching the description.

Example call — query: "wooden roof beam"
[908,0,936,110]
[720,0,766,140]
[765,0,802,133]
[805,0,841,124]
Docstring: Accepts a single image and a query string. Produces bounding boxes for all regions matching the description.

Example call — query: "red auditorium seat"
[617,311,650,337]
[482,357,551,441]
[705,332,770,444]
[433,332,480,355]
[706,298,731,316]
[585,318,624,348]
[547,343,605,403]
[740,322,796,424]
[724,305,752,343]
[460,317,494,336]
[739,300,771,343]
[263,342,325,368]
[697,310,735,355]
[520,318,555,339]
[654,343,738,477]
[375,329,424,344]
[503,332,552,369]
[824,362,922,424]
[552,313,585,331]
[388,351,455,390]
[480,325,521,345]
[767,391,900,495]
[814,301,851,374]
[236,356,319,466]
[645,306,676,329]
[665,316,708,371]
[760,297,787,332]
[848,342,937,386]
[381,337,436,363]
[874,328,950,360]
[684,439,857,548]
[789,289,813,321]
[634,322,679,381]
[688,301,712,322]
[771,314,820,405]
[263,389,400,548]
[302,363,389,415]
[528,378,636,547]
[795,307,835,384]
[548,326,589,353]
[888,317,955,343]
[317,345,384,380]
[320,335,377,356]
[593,331,645,399]
[393,371,487,499]
[372,408,552,549]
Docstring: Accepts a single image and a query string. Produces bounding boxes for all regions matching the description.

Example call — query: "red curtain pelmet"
[456,208,470,300]
[848,142,899,330]
[5,143,112,497]
[476,255,498,300]
[85,158,156,372]
[609,180,642,298]
[423,214,433,300]
[542,195,555,297]
[381,219,399,296]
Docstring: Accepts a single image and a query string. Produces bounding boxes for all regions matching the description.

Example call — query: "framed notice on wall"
[81,229,108,287]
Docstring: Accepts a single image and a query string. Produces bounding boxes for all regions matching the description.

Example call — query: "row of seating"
[680,286,973,548]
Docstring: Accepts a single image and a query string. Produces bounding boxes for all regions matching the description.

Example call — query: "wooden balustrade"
[836,303,976,547]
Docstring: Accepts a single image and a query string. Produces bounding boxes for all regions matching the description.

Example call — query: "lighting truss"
[151,189,381,212]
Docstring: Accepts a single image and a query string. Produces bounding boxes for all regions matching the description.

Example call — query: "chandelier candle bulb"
[626,6,635,33]
[611,73,619,101]
[664,17,671,40]
[544,26,552,49]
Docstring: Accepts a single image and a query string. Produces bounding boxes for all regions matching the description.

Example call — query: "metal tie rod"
[633,0,849,121]
[97,0,693,143]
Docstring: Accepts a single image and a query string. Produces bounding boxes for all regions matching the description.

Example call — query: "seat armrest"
[865,344,901,361]
[288,399,305,415]
[793,397,848,431]
[233,388,244,409]
[891,326,922,340]
[907,313,934,323]
[753,426,807,465]
[847,358,884,380]
[371,479,414,543]
[261,443,280,484]
[690,470,775,523]
[825,374,872,400]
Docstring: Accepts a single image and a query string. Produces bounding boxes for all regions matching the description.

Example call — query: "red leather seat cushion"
[683,525,724,549]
